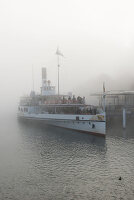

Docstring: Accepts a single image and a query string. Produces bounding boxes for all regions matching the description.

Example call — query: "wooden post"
[123,108,126,129]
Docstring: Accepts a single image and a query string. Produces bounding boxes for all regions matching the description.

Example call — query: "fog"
[0,0,134,114]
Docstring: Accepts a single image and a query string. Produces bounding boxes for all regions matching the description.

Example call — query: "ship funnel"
[41,67,56,96]
[42,68,47,80]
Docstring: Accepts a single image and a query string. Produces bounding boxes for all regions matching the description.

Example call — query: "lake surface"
[0,114,134,199]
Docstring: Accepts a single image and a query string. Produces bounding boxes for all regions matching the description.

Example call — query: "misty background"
[0,0,134,114]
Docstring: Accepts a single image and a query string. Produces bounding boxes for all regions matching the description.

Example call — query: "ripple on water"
[0,118,134,199]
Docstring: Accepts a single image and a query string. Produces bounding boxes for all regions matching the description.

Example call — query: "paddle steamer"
[18,68,106,136]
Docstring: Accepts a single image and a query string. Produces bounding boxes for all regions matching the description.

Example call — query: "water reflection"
[107,116,134,139]
[18,119,106,154]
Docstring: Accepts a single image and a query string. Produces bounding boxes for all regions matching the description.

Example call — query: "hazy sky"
[0,0,134,110]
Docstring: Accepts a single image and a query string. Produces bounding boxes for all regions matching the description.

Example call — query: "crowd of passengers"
[42,95,85,105]
[46,107,97,115]
[76,107,97,115]
[62,95,85,104]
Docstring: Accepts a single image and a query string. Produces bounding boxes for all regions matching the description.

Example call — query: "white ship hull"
[18,112,106,137]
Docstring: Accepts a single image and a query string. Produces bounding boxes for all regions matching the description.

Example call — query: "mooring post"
[123,108,126,129]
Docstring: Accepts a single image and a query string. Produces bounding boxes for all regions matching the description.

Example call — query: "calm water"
[0,114,134,200]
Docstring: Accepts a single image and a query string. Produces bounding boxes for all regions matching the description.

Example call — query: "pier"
[93,90,134,129]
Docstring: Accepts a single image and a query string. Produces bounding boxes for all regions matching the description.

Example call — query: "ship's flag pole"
[103,82,106,120]
[56,47,64,97]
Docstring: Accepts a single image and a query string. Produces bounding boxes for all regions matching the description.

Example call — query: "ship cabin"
[18,93,100,115]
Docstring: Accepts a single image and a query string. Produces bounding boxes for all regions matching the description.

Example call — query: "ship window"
[89,121,90,125]
[83,122,85,124]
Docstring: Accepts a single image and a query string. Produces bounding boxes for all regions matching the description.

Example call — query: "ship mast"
[57,54,60,96]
